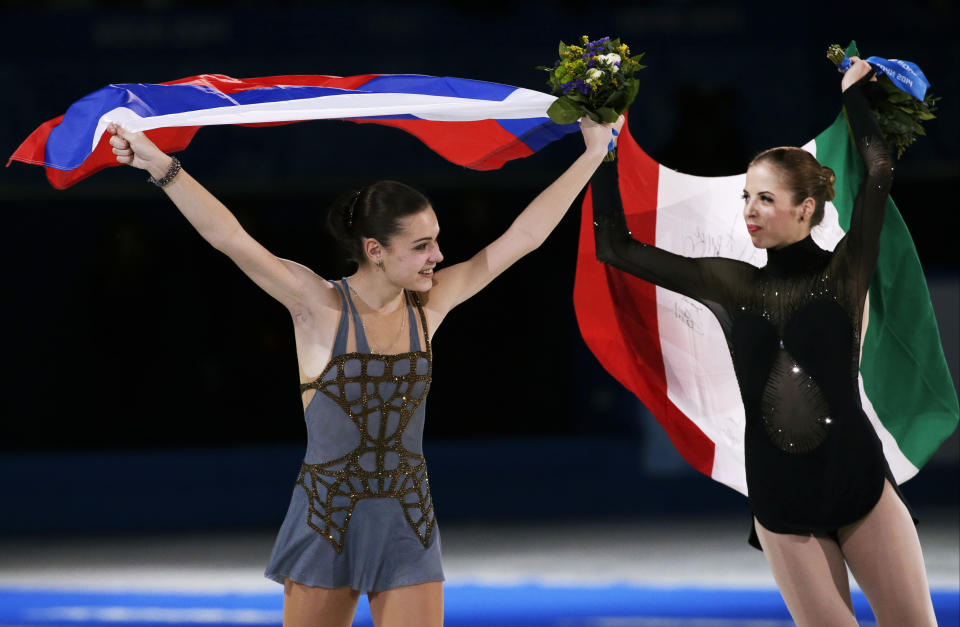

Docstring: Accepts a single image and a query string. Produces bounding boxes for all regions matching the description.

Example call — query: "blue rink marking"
[1,585,957,626]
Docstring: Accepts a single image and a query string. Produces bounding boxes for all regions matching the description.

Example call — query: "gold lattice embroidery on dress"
[297,296,434,553]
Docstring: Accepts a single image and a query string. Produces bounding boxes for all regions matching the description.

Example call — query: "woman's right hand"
[107,123,173,181]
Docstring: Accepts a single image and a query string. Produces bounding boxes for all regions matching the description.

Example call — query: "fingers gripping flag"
[575,118,959,495]
[8,73,580,189]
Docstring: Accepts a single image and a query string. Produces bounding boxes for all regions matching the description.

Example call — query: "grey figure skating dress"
[265,279,442,591]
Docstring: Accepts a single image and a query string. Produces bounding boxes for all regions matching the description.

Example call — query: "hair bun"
[821,166,836,202]
[326,180,431,266]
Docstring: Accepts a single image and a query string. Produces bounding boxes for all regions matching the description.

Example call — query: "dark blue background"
[1,1,956,532]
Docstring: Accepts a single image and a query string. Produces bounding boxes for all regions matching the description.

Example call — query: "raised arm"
[835,57,895,296]
[424,117,621,317]
[592,160,732,303]
[107,124,332,316]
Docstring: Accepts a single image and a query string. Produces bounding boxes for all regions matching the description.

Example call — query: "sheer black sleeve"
[834,76,895,300]
[591,160,748,305]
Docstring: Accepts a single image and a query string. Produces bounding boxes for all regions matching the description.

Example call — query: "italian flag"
[574,114,959,495]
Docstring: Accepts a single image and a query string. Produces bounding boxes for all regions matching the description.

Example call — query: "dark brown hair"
[749,147,836,227]
[326,180,432,265]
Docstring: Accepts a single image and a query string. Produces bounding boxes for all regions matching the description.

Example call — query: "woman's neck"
[347,269,404,312]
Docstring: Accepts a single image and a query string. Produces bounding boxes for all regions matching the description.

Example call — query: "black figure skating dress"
[592,78,900,546]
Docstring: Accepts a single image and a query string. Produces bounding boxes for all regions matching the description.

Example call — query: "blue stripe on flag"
[497,118,580,152]
[114,83,354,116]
[45,83,360,170]
[361,75,516,101]
[45,87,127,170]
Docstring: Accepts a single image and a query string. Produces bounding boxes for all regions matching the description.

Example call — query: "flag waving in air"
[8,73,579,189]
[575,117,958,495]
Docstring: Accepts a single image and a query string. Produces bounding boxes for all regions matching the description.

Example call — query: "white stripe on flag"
[859,373,920,482]
[93,88,556,152]
[654,165,760,495]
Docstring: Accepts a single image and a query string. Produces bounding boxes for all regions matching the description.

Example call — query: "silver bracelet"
[147,157,182,187]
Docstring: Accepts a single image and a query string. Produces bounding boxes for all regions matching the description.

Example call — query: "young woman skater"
[590,58,936,625]
[106,116,621,627]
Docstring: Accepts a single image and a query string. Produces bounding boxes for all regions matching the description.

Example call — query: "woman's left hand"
[581,115,625,156]
[841,56,875,92]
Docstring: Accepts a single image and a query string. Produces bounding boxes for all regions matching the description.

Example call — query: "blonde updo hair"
[749,147,836,227]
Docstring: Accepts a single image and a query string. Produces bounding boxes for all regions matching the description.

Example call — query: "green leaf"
[888,90,912,104]
[547,97,585,125]
[603,79,640,114]
[890,108,913,125]
[602,86,624,108]
[597,107,619,123]
[626,79,640,106]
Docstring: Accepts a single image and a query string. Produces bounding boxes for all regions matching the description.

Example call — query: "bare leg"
[839,479,938,627]
[368,581,443,627]
[283,579,360,627]
[754,517,857,626]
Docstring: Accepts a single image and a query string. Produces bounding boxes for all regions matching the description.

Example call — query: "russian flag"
[8,73,579,189]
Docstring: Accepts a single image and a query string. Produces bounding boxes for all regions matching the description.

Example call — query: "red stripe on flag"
[7,116,64,168]
[160,73,381,93]
[574,119,715,476]
[37,126,201,190]
[349,118,534,170]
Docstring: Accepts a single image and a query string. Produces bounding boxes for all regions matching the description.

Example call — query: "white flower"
[596,53,621,71]
[587,68,603,81]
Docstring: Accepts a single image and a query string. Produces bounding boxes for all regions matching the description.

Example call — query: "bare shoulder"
[412,278,447,339]
[277,258,341,324]
[418,257,478,311]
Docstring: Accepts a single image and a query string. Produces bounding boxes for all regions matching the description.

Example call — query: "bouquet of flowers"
[827,42,939,158]
[538,36,646,160]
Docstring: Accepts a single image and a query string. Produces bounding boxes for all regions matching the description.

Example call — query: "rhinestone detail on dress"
[297,294,434,553]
